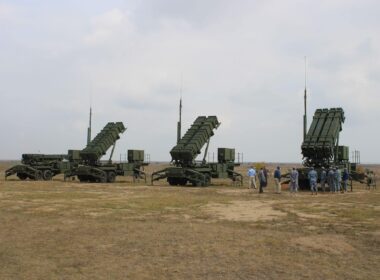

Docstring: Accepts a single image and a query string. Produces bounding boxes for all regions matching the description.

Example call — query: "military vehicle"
[151,101,242,186]
[296,107,350,188]
[5,107,93,181]
[5,151,80,181]
[64,122,148,183]
[289,75,371,190]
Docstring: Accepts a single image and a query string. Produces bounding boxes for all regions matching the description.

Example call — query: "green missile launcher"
[5,152,80,181]
[65,122,148,183]
[151,107,243,186]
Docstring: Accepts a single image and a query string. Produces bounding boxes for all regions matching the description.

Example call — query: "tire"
[167,178,177,186]
[178,178,188,186]
[191,180,201,187]
[34,171,43,181]
[43,170,53,181]
[202,175,211,187]
[17,173,28,180]
[107,172,116,183]
[78,175,87,182]
[98,175,107,183]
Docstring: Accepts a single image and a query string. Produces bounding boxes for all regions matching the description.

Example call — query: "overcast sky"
[0,0,379,163]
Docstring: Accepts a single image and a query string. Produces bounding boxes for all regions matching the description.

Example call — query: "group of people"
[247,166,281,194]
[247,165,350,194]
[310,166,350,194]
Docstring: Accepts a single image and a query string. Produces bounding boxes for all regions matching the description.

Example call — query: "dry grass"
[0,162,379,279]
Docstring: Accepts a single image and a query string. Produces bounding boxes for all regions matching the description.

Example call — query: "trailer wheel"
[99,175,107,183]
[34,171,43,181]
[191,180,201,187]
[17,173,28,180]
[107,172,116,183]
[167,178,177,186]
[202,175,211,187]
[178,178,187,186]
[43,170,53,181]
[78,175,86,182]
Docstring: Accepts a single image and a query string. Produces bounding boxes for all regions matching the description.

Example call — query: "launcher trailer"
[151,115,243,186]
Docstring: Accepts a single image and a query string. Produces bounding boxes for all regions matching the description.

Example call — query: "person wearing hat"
[334,167,341,193]
[328,167,335,192]
[273,166,282,194]
[289,167,299,193]
[308,167,318,195]
[320,167,327,192]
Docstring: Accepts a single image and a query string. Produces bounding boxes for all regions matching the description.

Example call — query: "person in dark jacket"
[274,166,281,194]
[263,167,268,187]
[342,168,349,192]
[258,168,266,193]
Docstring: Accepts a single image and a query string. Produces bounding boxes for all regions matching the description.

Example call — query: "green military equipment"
[128,150,144,162]
[5,153,77,181]
[151,109,243,186]
[296,106,371,190]
[68,149,81,161]
[301,108,346,167]
[65,122,148,183]
[80,122,126,162]
[295,108,350,188]
[337,146,349,161]
[218,148,235,162]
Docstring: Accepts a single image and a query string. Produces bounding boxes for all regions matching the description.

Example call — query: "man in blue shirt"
[308,167,318,195]
[342,168,349,192]
[247,166,257,189]
[289,168,299,193]
[274,166,281,194]
[335,168,341,193]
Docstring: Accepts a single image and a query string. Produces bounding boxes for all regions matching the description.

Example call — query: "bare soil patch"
[204,200,286,222]
[293,235,356,255]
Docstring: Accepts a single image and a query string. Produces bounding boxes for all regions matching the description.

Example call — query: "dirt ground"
[0,162,379,279]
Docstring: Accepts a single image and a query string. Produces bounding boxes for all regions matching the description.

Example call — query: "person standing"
[258,168,266,193]
[320,167,327,192]
[308,167,318,195]
[366,171,374,189]
[328,167,335,193]
[342,168,349,192]
[263,167,268,188]
[334,168,341,193]
[274,166,281,194]
[247,166,257,189]
[289,168,299,193]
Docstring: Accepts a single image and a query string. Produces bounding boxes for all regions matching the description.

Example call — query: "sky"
[0,0,379,163]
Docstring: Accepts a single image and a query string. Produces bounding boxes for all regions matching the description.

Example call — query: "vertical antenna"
[303,56,307,142]
[177,74,183,144]
[87,92,92,146]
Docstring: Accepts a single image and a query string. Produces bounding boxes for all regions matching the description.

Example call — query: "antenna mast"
[87,91,92,146]
[303,57,307,142]
[177,75,183,144]
[87,107,92,146]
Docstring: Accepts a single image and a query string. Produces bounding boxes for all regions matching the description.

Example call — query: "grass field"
[0,162,379,279]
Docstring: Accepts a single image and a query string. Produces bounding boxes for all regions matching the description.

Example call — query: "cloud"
[0,3,15,20]
[84,8,132,45]
[0,0,379,162]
